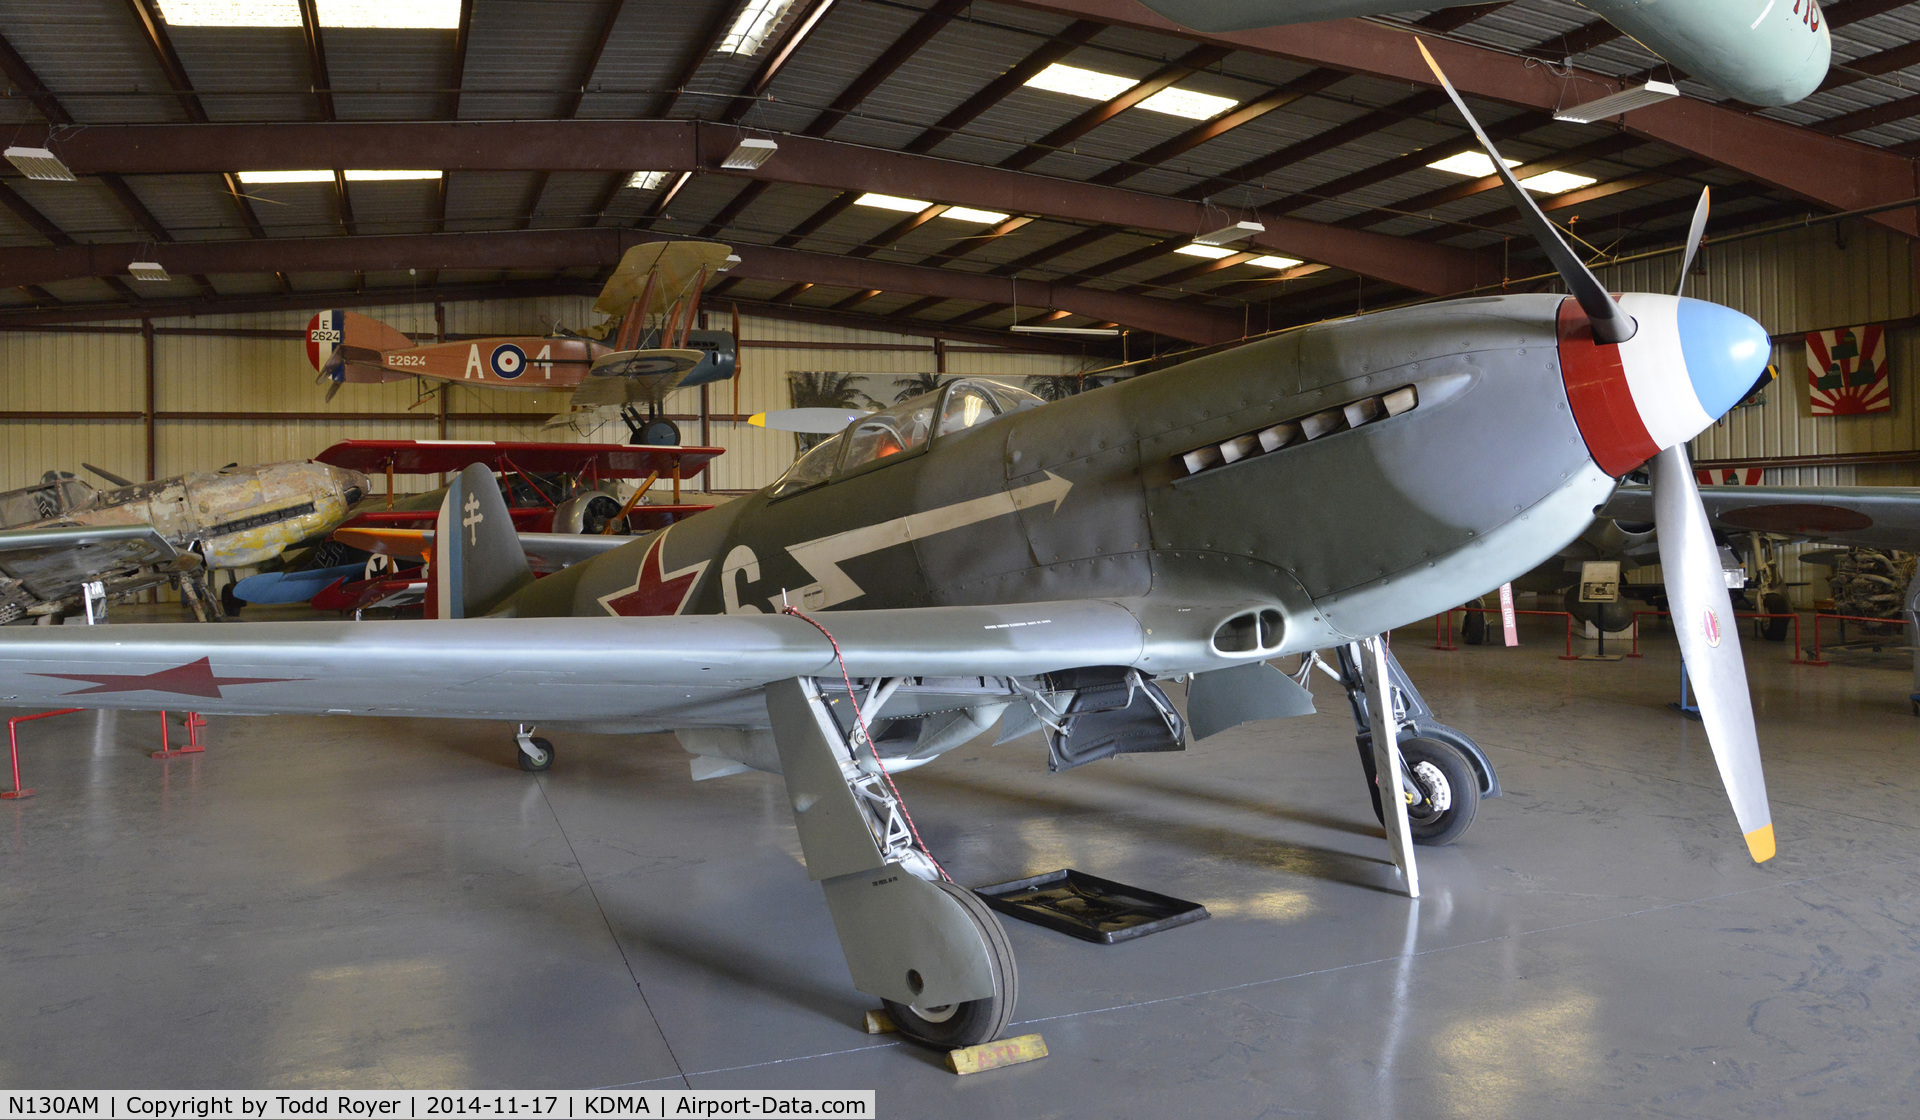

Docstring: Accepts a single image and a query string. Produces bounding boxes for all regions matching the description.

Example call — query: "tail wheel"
[881,880,1019,1050]
[1368,737,1481,846]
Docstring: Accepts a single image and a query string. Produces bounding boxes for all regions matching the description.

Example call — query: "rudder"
[431,464,534,618]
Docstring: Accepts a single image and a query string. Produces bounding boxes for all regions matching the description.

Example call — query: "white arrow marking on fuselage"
[779,471,1072,609]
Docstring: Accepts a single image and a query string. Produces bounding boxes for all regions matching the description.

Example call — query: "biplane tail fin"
[428,464,534,619]
[306,310,416,384]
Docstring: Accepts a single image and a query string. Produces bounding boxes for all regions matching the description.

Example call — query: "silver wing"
[1602,485,1920,552]
[0,600,1146,727]
[0,524,186,606]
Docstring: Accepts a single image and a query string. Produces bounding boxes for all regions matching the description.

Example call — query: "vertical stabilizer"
[433,464,533,619]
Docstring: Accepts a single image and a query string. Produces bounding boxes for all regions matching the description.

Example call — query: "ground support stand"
[5,708,81,799]
[152,711,207,759]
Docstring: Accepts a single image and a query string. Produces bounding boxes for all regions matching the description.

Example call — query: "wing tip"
[1744,822,1776,863]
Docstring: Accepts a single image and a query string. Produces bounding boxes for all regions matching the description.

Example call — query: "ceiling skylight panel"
[855,193,932,213]
[1024,63,1138,102]
[1426,152,1517,177]
[719,0,795,56]
[159,0,462,26]
[940,206,1010,224]
[1175,244,1235,259]
[1517,170,1598,194]
[1136,86,1236,120]
[157,0,300,26]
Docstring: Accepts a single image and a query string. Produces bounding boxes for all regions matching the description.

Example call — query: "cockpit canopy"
[768,377,1044,499]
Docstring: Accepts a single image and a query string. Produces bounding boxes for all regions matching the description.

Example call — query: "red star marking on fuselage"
[35,657,305,698]
[598,529,709,617]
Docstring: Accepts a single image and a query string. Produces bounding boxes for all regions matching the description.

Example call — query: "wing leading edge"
[0,600,1146,726]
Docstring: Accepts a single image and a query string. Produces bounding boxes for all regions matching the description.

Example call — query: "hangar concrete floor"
[2,611,1917,1116]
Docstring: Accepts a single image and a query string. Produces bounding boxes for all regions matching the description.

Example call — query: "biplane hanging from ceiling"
[305,242,740,444]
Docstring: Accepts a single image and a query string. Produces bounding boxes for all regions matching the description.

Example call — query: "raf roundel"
[490,343,527,380]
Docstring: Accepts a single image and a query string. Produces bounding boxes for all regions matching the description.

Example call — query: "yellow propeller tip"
[747,412,768,428]
[1744,823,1776,863]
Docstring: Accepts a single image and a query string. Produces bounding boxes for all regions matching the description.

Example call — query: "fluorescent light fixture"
[236,169,440,183]
[127,261,172,282]
[720,254,742,271]
[1025,63,1136,102]
[158,0,460,26]
[718,0,794,56]
[1554,80,1680,125]
[940,205,1010,224]
[1136,86,1236,120]
[626,171,669,190]
[1518,169,1598,194]
[1175,243,1236,259]
[721,138,778,170]
[855,192,931,213]
[1010,324,1121,336]
[1427,152,1518,178]
[1194,220,1264,246]
[4,146,74,182]
[1250,254,1302,270]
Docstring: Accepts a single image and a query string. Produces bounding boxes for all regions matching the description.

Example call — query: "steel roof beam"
[1006,0,1919,237]
[1412,4,1509,33]
[0,229,1246,343]
[1089,69,1345,188]
[998,43,1231,172]
[34,119,1492,292]
[122,0,208,123]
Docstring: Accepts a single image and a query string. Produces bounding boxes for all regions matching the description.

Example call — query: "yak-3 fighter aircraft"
[1138,0,1830,107]
[0,46,1780,1050]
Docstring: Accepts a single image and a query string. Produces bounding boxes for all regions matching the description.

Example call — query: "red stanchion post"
[1558,611,1579,660]
[4,708,82,800]
[1807,614,1830,667]
[1433,608,1459,652]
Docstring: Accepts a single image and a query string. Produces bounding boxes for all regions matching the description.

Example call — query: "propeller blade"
[1674,186,1711,298]
[324,380,343,403]
[1416,40,1635,345]
[81,462,136,487]
[1649,442,1775,863]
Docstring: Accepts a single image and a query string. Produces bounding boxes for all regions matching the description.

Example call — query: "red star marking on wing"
[598,530,708,617]
[35,657,305,698]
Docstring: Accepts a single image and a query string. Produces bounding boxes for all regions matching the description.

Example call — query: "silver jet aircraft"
[0,47,1779,1051]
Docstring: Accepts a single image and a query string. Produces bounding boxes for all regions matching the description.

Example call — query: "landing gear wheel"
[517,736,554,772]
[220,582,244,616]
[1368,737,1480,846]
[637,418,680,447]
[1461,596,1488,645]
[1759,591,1790,641]
[881,880,1019,1050]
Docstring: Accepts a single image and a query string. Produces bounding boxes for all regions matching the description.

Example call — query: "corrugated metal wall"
[0,302,1102,499]
[1593,218,1920,604]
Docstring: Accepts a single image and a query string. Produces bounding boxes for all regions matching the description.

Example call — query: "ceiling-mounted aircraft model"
[307,242,739,444]
[1136,0,1829,107]
[0,44,1777,1053]
[0,460,368,624]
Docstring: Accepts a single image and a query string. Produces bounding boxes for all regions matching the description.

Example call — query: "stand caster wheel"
[881,880,1019,1050]
[517,736,554,772]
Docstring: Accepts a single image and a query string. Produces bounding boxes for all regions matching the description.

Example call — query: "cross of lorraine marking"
[462,491,483,545]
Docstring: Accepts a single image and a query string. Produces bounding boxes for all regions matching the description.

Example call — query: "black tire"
[220,582,244,616]
[517,736,554,772]
[1461,606,1487,646]
[1759,592,1790,642]
[633,418,681,447]
[881,880,1019,1050]
[1368,737,1480,846]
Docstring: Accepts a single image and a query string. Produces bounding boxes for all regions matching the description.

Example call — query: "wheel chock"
[862,1009,896,1035]
[945,1033,1047,1075]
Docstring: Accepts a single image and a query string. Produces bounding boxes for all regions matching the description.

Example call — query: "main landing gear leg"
[1330,642,1494,883]
[763,677,1017,1050]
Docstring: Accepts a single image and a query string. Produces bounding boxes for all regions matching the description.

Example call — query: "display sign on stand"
[1579,560,1624,660]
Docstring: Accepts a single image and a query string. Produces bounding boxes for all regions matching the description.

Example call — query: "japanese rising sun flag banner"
[1694,467,1765,486]
[1805,325,1891,415]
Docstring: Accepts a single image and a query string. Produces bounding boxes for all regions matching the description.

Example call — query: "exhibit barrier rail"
[1804,612,1912,667]
[1626,611,1807,664]
[4,708,81,800]
[1432,607,1580,659]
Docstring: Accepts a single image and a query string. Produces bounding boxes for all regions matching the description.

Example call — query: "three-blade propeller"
[1419,42,1775,862]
